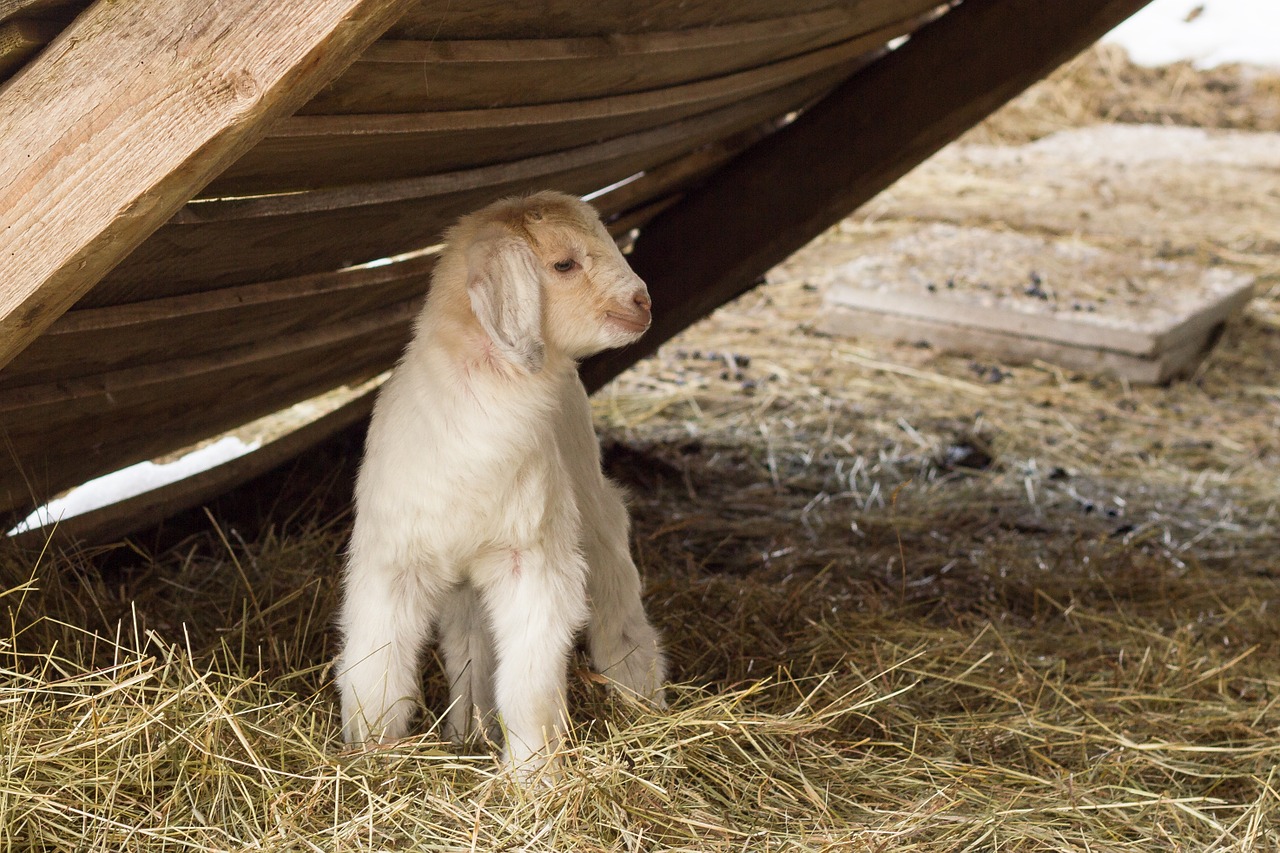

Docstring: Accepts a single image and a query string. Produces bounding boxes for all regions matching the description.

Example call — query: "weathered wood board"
[0,0,418,370]
[816,223,1255,382]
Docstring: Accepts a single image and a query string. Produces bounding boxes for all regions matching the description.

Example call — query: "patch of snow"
[8,436,260,536]
[1104,0,1280,69]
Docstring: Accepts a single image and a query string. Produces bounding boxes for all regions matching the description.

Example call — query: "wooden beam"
[0,0,418,370]
[582,0,1156,390]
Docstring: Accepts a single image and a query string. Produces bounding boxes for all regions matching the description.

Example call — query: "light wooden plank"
[824,268,1255,358]
[304,4,937,115]
[208,28,898,196]
[582,0,1157,388]
[0,0,419,371]
[88,70,852,306]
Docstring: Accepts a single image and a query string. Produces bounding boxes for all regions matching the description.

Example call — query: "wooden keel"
[582,0,1156,389]
[6,0,1161,546]
[0,0,417,370]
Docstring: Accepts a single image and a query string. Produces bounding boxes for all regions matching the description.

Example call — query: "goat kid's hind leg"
[478,548,588,774]
[337,559,439,745]
[583,480,667,706]
[437,582,498,744]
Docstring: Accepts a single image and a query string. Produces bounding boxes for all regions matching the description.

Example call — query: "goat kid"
[336,191,666,772]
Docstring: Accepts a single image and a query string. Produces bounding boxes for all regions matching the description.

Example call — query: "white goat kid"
[336,191,667,771]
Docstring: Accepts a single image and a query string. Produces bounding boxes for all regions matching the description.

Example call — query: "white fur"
[336,191,666,772]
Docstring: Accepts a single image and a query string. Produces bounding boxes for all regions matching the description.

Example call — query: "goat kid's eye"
[553,259,578,273]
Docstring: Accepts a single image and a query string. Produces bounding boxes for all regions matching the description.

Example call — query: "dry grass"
[3,46,1280,851]
[963,43,1280,145]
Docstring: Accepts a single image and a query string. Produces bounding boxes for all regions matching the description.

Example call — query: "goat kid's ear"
[465,232,546,372]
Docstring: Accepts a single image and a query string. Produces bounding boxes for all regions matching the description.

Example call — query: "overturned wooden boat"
[0,0,1153,542]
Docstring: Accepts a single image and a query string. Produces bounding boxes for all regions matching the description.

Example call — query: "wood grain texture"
[0,0,418,371]
[88,70,853,306]
[208,29,896,196]
[0,254,436,389]
[0,305,412,513]
[582,0,1157,389]
[303,4,937,115]
[819,307,1225,385]
[388,0,859,40]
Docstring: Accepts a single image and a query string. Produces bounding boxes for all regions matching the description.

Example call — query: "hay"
[3,46,1280,851]
[962,43,1280,145]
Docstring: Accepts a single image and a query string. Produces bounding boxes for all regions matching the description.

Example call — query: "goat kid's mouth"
[605,311,651,334]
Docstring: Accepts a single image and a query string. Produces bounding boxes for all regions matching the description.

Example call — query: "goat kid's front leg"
[337,558,439,745]
[478,547,588,774]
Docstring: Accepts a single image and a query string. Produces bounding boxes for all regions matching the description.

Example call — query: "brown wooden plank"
[208,27,900,196]
[9,389,377,548]
[0,306,414,514]
[88,69,855,307]
[0,254,436,390]
[0,299,415,413]
[582,0,1158,389]
[0,0,419,372]
[387,0,860,40]
[304,4,937,115]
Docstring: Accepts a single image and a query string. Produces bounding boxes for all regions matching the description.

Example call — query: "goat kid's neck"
[409,312,573,408]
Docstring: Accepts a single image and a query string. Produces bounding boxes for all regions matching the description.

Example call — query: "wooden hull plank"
[88,69,856,306]
[304,3,937,115]
[388,0,862,40]
[0,255,436,390]
[0,307,411,514]
[208,28,901,196]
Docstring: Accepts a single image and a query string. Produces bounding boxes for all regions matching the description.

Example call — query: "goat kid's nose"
[632,290,652,313]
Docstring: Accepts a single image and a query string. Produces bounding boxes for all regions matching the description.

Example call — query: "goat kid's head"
[455,191,651,372]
